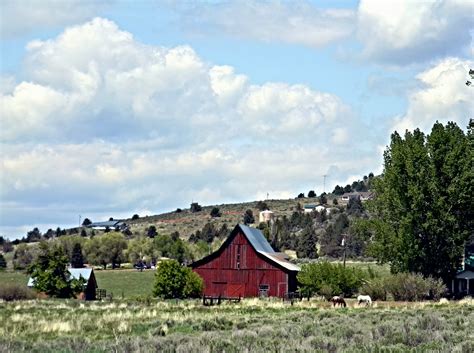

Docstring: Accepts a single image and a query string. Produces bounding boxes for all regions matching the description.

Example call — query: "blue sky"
[1,0,473,239]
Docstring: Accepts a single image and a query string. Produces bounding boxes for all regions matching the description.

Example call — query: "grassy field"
[0,298,472,352]
[94,269,155,298]
[0,270,156,299]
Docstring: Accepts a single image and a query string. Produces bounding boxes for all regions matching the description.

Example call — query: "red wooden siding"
[193,230,293,298]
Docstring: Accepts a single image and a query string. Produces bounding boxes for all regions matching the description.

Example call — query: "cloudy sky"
[1,0,473,239]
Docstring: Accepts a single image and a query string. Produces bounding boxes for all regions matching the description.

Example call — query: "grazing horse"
[330,296,347,307]
[357,295,372,306]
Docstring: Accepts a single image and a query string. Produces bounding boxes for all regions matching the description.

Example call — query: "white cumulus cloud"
[357,0,474,65]
[392,57,473,133]
[0,17,378,239]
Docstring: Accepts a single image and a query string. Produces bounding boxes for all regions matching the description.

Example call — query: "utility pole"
[341,233,347,268]
[78,214,81,227]
[323,174,327,193]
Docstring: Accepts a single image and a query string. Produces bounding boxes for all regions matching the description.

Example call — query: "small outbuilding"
[191,224,300,298]
[451,270,474,298]
[27,268,98,300]
[258,210,274,223]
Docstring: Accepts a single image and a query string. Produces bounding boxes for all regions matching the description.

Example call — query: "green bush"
[385,273,446,301]
[298,261,366,298]
[0,284,36,301]
[153,260,203,299]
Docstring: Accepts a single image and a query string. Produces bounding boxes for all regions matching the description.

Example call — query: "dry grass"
[0,298,472,352]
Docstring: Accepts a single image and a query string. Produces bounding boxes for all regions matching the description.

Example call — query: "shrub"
[13,243,36,270]
[360,277,387,301]
[298,261,366,298]
[0,284,36,301]
[153,259,203,299]
[385,273,446,301]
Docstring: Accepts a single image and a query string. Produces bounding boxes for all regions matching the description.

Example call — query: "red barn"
[191,224,300,298]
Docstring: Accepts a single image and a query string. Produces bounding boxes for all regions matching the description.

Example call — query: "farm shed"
[27,268,98,300]
[191,224,300,298]
[451,270,474,298]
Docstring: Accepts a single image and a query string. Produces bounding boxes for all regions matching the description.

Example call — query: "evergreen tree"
[147,225,157,238]
[243,209,255,225]
[210,207,221,218]
[70,243,84,268]
[82,218,92,226]
[296,225,318,259]
[319,193,328,205]
[0,253,7,270]
[347,196,364,216]
[26,228,41,242]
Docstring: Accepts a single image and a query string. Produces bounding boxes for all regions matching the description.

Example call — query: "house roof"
[455,270,474,280]
[191,224,300,272]
[304,204,318,208]
[27,267,94,287]
[341,192,374,198]
[88,220,124,228]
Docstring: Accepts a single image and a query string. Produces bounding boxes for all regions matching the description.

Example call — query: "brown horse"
[330,296,347,307]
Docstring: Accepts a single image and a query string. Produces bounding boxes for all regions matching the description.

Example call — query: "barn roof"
[27,267,95,287]
[239,224,275,253]
[258,252,300,271]
[191,224,300,272]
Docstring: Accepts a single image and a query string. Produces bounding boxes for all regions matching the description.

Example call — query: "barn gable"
[192,224,299,272]
[191,224,300,298]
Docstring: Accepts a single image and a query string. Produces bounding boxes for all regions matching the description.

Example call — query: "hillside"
[126,197,318,239]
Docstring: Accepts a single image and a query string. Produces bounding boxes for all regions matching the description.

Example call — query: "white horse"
[357,295,372,306]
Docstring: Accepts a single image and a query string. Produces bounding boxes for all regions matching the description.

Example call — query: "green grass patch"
[0,271,28,286]
[94,269,155,298]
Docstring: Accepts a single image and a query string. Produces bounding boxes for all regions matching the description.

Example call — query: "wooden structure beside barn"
[191,224,300,298]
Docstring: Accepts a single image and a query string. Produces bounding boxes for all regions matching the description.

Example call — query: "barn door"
[227,284,245,298]
[277,282,287,298]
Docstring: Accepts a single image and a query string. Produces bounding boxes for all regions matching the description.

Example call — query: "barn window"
[236,245,241,270]
[259,284,269,297]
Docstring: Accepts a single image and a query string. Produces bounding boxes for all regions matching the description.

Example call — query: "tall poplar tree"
[369,120,473,282]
